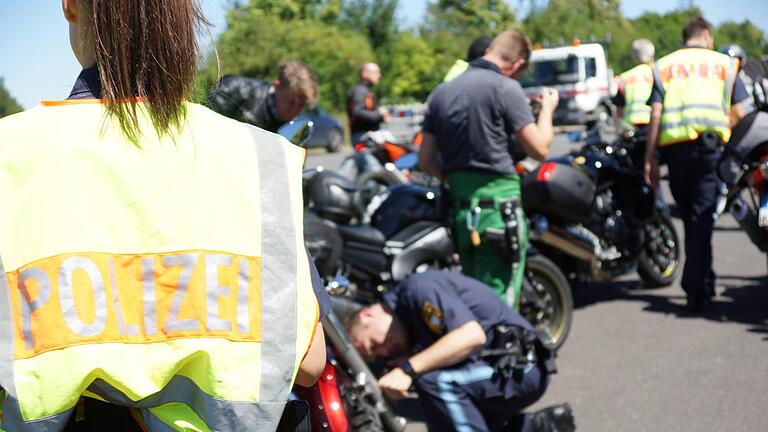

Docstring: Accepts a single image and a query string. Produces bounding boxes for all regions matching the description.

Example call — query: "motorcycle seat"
[337,225,387,247]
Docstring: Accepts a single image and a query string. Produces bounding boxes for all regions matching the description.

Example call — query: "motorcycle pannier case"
[522,162,596,224]
[308,171,358,224]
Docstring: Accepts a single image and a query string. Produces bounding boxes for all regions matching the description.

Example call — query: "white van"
[519,42,613,127]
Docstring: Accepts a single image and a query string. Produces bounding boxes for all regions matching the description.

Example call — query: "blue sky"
[1,0,766,109]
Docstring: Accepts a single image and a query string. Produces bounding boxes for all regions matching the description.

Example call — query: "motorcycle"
[293,305,408,432]
[304,170,573,349]
[520,120,681,288]
[281,120,407,432]
[717,110,768,268]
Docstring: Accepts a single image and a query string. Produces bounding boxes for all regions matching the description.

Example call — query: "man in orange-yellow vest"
[613,39,655,127]
[644,17,749,312]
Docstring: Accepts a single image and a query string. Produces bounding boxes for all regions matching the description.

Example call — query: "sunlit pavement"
[305,135,768,432]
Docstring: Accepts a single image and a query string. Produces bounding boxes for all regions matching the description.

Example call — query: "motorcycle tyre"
[637,212,681,288]
[517,254,573,351]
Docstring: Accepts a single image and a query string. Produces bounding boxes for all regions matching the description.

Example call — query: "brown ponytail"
[78,0,208,143]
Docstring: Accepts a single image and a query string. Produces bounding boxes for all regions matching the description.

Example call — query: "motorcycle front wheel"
[637,212,681,288]
[517,254,573,350]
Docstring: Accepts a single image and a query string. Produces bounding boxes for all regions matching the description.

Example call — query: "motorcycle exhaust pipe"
[730,198,768,252]
[322,311,407,432]
[535,227,597,263]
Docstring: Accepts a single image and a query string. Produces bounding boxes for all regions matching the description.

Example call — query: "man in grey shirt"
[418,29,558,306]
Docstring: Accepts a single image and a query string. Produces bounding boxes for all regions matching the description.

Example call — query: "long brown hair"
[78,0,208,143]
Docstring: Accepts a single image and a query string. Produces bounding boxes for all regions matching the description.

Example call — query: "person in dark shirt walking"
[347,62,391,144]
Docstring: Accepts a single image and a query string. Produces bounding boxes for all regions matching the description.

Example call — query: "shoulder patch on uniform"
[422,301,444,334]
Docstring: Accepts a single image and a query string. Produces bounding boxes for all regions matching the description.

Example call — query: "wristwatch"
[399,359,420,380]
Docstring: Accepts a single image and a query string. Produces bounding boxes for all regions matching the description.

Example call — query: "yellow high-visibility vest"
[654,48,739,146]
[617,63,654,125]
[0,100,318,431]
[444,59,469,82]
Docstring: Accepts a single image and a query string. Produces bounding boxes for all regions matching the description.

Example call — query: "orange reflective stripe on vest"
[9,252,261,359]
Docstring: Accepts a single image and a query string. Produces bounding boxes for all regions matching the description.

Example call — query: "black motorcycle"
[521,121,681,288]
[304,171,573,349]
[717,110,768,269]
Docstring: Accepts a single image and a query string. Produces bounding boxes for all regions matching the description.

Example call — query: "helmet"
[719,44,747,66]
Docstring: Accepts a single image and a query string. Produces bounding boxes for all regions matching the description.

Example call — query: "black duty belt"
[480,325,558,381]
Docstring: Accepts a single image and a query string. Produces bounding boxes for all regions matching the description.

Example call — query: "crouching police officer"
[347,271,574,432]
[644,17,749,312]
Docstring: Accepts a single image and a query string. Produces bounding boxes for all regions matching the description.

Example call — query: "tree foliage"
[0,78,23,119]
[419,0,517,93]
[524,0,634,72]
[630,6,703,62]
[200,2,374,111]
[714,20,768,59]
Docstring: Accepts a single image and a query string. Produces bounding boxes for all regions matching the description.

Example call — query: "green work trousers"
[447,171,529,309]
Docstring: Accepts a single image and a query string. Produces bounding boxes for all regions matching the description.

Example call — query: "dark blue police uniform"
[648,47,749,309]
[383,271,548,432]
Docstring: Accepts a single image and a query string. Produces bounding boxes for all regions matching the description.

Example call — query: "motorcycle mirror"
[278,119,315,147]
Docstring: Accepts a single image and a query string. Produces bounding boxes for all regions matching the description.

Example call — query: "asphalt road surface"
[305,135,768,432]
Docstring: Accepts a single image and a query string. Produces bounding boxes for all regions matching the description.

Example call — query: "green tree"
[523,0,635,72]
[420,0,517,91]
[339,0,400,52]
[378,30,437,101]
[714,20,768,59]
[630,6,704,60]
[0,78,23,119]
[241,0,342,23]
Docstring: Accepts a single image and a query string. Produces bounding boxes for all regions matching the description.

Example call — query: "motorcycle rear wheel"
[637,212,681,288]
[517,254,573,350]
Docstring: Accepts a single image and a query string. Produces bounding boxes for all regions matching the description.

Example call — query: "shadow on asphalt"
[572,276,768,339]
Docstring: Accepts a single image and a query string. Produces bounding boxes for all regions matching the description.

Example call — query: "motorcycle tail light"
[537,162,558,182]
[354,143,366,152]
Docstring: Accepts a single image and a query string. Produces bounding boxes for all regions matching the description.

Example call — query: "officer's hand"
[537,88,559,113]
[644,159,659,187]
[378,368,412,402]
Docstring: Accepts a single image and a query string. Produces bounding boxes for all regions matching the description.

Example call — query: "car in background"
[293,107,345,152]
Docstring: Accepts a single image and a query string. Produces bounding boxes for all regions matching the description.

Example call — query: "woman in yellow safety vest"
[0,0,327,430]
